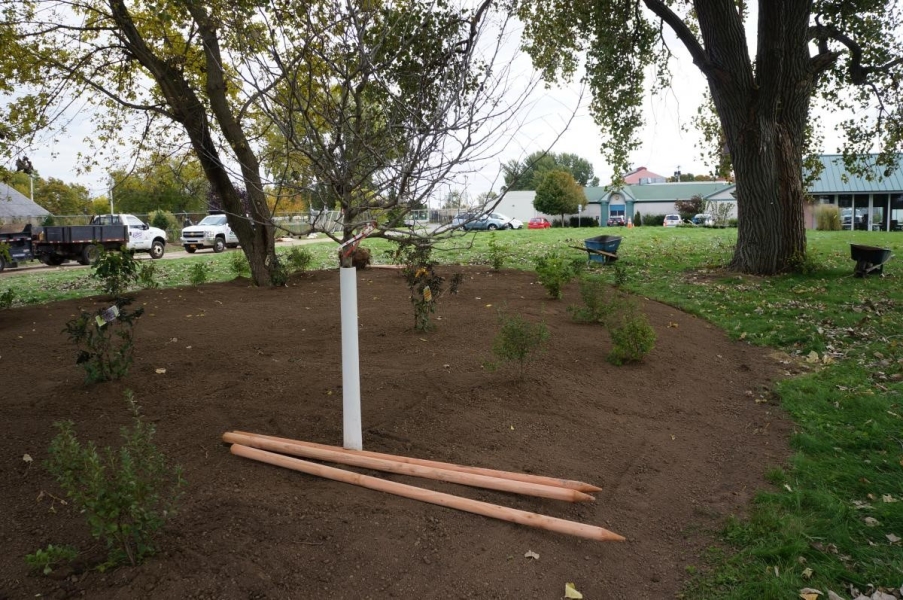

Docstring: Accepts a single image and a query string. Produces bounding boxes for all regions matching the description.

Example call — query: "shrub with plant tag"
[63,298,143,383]
[392,239,450,331]
[46,390,185,568]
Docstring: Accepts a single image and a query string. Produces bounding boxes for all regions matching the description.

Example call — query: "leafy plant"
[46,390,185,568]
[25,544,78,575]
[0,287,14,309]
[633,210,642,226]
[189,262,211,286]
[533,252,577,299]
[229,251,251,278]
[449,272,464,295]
[485,310,550,379]
[486,233,508,270]
[393,239,445,331]
[63,299,143,383]
[568,275,626,325]
[0,241,10,264]
[91,247,141,298]
[137,260,159,289]
[285,246,313,273]
[607,311,656,365]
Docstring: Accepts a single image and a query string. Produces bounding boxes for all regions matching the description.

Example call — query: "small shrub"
[0,287,14,309]
[270,256,289,287]
[449,272,464,295]
[728,218,739,227]
[25,544,78,575]
[632,210,642,226]
[612,262,628,287]
[485,310,550,379]
[607,312,656,365]
[229,251,251,278]
[0,241,10,264]
[46,390,185,568]
[568,215,599,227]
[137,260,159,289]
[63,299,144,383]
[487,233,508,270]
[788,249,819,275]
[91,247,141,298]
[189,262,211,286]
[392,240,445,331]
[286,246,314,273]
[148,210,181,241]
[815,204,841,231]
[568,275,625,325]
[533,252,577,299]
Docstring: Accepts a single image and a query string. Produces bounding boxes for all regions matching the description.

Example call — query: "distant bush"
[487,233,508,270]
[91,247,142,299]
[568,216,599,227]
[632,210,642,226]
[644,214,666,227]
[815,204,841,231]
[229,251,251,278]
[189,262,211,286]
[286,246,314,273]
[728,218,739,227]
[147,210,181,242]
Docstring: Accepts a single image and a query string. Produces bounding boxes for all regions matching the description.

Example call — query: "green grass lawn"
[2,226,902,598]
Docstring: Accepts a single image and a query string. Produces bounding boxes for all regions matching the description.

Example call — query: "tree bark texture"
[694,0,811,274]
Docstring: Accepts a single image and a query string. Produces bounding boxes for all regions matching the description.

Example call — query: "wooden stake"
[230,444,625,542]
[223,432,593,503]
[231,430,602,493]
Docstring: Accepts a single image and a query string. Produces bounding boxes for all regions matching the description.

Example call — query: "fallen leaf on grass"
[887,533,901,544]
[864,517,880,527]
[802,567,813,579]
[155,368,166,374]
[806,351,819,363]
[564,582,583,599]
[882,495,898,503]
[524,550,539,560]
[799,588,822,600]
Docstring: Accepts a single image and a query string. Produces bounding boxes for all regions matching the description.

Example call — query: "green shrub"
[728,218,739,227]
[0,288,14,309]
[644,214,666,226]
[46,390,185,568]
[189,262,211,286]
[147,210,181,241]
[137,260,159,289]
[533,252,577,299]
[91,247,141,299]
[632,210,642,226]
[0,241,10,264]
[568,215,598,227]
[63,299,144,383]
[392,239,446,331]
[607,312,656,365]
[568,275,626,325]
[229,250,251,278]
[815,204,841,231]
[25,544,78,575]
[487,233,508,270]
[286,246,313,273]
[485,310,550,379]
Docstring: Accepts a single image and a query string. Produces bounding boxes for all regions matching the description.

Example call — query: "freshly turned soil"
[0,266,790,599]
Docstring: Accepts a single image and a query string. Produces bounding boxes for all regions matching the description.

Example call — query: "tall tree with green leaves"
[502,151,600,190]
[6,171,91,215]
[110,154,209,215]
[533,169,586,225]
[515,1,903,274]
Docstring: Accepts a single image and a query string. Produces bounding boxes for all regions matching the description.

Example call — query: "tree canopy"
[5,171,90,215]
[516,0,903,274]
[502,151,600,190]
[110,154,209,215]
[533,169,586,222]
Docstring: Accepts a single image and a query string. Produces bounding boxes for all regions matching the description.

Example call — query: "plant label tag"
[97,305,120,326]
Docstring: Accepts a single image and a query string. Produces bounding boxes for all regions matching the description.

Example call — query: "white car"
[181,214,240,253]
[663,214,682,227]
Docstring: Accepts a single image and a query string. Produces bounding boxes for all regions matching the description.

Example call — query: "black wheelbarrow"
[850,244,893,277]
[570,235,622,264]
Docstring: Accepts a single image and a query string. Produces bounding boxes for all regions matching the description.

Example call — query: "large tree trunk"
[696,0,812,275]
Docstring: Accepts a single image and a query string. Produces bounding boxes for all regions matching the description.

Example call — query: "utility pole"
[108,177,114,214]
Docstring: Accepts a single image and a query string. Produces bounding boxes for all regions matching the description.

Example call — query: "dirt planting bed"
[0,266,790,599]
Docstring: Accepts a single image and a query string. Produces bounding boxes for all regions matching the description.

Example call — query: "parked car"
[528,217,551,229]
[607,215,626,227]
[463,212,520,231]
[692,213,714,227]
[663,214,683,227]
[451,213,474,227]
[181,213,240,253]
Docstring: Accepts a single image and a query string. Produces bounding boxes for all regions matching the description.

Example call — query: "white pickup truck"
[90,214,168,259]
[180,213,240,253]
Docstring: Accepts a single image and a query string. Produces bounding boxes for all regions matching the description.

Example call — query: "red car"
[528,217,552,229]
